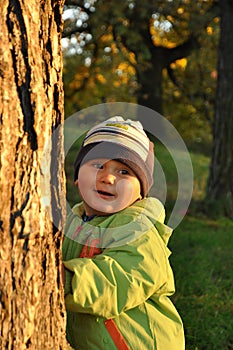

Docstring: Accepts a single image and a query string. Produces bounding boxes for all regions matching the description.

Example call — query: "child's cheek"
[116,179,135,199]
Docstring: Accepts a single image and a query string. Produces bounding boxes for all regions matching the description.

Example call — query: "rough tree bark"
[0,0,68,348]
[206,0,233,218]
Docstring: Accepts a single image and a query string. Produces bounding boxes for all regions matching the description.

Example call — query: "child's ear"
[74,179,79,188]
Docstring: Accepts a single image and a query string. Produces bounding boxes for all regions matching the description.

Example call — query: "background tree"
[0,1,68,348]
[63,1,218,109]
[62,0,219,143]
[205,0,233,217]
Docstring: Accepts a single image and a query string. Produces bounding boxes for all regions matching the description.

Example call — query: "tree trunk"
[205,0,233,218]
[134,27,198,114]
[0,0,68,348]
[136,51,163,113]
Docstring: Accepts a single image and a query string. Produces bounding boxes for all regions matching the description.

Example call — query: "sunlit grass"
[170,217,233,350]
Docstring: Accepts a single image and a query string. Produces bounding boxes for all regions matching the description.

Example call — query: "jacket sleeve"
[63,224,174,319]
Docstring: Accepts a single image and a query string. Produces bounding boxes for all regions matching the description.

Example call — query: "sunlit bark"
[0,0,68,348]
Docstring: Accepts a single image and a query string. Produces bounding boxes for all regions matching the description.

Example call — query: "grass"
[170,217,233,350]
[64,134,233,350]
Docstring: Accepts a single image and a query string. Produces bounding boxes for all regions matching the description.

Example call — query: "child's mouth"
[96,190,115,197]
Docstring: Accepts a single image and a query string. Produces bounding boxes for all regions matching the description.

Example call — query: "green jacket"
[62,197,185,350]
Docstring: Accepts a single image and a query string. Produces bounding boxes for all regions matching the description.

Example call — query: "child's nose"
[99,171,116,184]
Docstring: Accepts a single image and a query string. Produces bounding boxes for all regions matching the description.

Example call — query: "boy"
[62,116,185,349]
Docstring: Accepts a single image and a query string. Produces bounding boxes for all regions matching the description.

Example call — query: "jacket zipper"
[74,220,130,350]
[104,319,130,350]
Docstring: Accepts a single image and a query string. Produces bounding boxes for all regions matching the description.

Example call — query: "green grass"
[65,136,233,349]
[170,217,233,350]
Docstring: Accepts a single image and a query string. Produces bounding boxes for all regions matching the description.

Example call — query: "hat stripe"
[84,128,149,154]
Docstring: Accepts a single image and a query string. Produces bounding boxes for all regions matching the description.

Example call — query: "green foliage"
[63,0,219,145]
[63,30,138,116]
[163,16,219,144]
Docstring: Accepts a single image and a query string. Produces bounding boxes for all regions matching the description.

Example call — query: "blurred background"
[62,1,233,349]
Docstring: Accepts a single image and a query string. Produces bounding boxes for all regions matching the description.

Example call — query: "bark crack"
[10,192,30,239]
[6,0,38,151]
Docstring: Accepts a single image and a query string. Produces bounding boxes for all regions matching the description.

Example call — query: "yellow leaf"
[96,74,107,84]
[171,58,187,70]
[206,26,213,35]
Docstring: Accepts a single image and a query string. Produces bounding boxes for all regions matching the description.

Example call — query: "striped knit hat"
[74,116,154,197]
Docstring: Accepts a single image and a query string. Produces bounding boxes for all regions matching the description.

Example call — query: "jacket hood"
[128,197,173,246]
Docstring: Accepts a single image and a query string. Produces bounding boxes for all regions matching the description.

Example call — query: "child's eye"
[119,169,130,175]
[92,163,103,169]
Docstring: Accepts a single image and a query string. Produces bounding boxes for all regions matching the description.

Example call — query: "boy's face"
[76,158,141,216]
